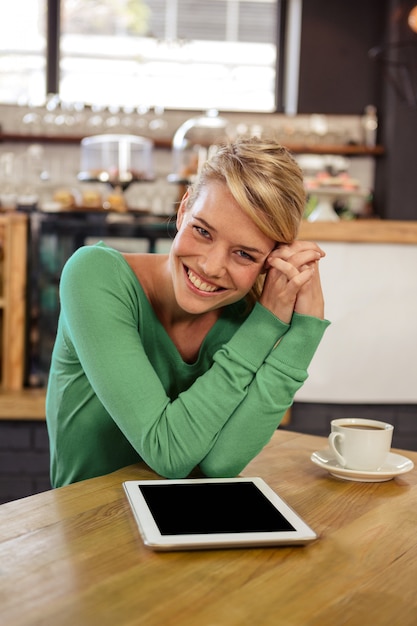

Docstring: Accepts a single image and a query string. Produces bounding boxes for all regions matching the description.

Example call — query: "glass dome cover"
[168,110,233,184]
[78,134,154,189]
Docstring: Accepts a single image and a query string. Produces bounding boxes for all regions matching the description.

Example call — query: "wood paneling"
[0,213,27,390]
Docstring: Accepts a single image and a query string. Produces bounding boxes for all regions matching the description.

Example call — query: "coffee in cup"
[328,418,393,471]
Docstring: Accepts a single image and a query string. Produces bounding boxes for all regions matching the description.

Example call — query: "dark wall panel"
[374,0,417,219]
[297,0,387,114]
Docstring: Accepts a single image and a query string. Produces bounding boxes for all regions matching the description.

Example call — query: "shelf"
[0,132,172,149]
[284,144,384,156]
[0,133,384,156]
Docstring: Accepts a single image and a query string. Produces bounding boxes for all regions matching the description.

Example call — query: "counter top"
[299,219,417,244]
[0,388,46,420]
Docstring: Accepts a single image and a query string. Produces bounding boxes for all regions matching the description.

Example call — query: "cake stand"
[307,187,369,222]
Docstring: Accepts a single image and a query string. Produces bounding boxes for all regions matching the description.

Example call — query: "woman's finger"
[273,241,325,261]
[266,250,320,273]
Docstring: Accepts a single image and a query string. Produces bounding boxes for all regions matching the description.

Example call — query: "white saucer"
[311,448,414,482]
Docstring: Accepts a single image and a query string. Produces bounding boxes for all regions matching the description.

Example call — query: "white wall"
[296,241,417,403]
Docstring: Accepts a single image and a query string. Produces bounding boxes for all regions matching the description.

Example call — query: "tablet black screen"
[138,481,295,535]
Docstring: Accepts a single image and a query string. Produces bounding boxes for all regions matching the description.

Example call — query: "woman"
[46,137,329,487]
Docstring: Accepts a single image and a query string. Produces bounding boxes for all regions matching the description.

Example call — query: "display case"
[27,210,177,384]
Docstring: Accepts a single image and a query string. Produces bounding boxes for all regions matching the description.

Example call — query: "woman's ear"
[176,190,190,229]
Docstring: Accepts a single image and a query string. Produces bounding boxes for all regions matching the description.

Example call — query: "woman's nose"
[199,249,227,278]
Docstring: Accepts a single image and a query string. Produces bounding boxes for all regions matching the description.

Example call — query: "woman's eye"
[194,226,211,238]
[236,250,255,262]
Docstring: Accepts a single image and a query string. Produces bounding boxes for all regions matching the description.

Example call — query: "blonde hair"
[186,137,306,303]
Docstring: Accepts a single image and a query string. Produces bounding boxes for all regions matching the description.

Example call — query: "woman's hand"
[259,241,325,323]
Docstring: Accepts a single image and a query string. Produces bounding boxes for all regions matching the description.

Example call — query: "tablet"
[123,477,317,551]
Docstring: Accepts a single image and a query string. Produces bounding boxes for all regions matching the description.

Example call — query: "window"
[0,0,46,105]
[60,0,278,112]
[0,0,279,113]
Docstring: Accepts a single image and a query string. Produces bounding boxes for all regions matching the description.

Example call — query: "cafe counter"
[294,219,417,404]
[6,215,417,412]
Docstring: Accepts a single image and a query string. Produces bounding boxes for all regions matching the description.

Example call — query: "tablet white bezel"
[123,477,317,551]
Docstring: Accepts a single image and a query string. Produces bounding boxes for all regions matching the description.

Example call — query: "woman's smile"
[185,266,225,294]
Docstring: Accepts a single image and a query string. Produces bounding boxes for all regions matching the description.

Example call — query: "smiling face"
[169,181,275,315]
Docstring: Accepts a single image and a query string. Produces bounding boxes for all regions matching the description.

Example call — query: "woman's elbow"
[199,458,246,478]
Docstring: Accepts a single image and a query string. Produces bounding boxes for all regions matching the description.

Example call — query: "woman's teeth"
[187,269,219,292]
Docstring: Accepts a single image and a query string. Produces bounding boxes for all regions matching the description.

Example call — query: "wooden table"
[1,430,416,626]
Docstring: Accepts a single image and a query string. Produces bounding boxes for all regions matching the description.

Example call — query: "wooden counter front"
[0,212,27,390]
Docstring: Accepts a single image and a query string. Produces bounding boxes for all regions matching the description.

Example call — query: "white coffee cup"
[328,418,394,471]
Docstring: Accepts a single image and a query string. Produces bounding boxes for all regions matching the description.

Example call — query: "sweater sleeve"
[199,312,330,476]
[52,246,292,479]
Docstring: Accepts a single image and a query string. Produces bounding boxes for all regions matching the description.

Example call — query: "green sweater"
[46,243,329,487]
